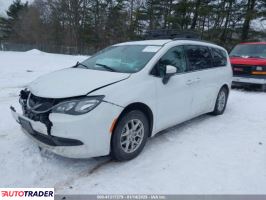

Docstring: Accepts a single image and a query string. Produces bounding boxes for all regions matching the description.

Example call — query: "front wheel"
[111,110,149,161]
[211,87,229,115]
[262,84,266,92]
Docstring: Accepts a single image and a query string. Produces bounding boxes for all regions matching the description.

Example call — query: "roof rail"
[144,29,201,40]
[173,38,217,45]
[143,29,218,45]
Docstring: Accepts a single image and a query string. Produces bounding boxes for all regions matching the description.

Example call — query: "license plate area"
[19,117,35,135]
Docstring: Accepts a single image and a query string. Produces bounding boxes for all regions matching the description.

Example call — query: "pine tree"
[0,0,28,41]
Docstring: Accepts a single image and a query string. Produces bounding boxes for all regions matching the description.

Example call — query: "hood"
[28,68,130,98]
[230,57,266,66]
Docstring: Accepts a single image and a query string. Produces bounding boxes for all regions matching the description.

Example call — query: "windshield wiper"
[95,63,117,72]
[230,55,265,59]
[230,55,241,57]
[248,56,265,59]
[74,62,89,69]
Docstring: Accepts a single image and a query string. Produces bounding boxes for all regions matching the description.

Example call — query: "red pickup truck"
[230,42,266,91]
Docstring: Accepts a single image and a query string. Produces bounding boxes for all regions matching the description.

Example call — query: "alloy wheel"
[217,90,226,112]
[120,119,144,153]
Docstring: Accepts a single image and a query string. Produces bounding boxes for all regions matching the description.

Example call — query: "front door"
[152,46,195,132]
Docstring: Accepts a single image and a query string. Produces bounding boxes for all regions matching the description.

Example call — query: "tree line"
[0,0,265,54]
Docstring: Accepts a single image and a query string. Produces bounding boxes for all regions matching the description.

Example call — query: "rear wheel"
[111,110,149,161]
[211,87,229,115]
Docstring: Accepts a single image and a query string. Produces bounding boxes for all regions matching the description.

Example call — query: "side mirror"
[166,65,177,75]
[162,65,177,84]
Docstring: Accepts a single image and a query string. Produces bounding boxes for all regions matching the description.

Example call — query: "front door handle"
[186,78,201,85]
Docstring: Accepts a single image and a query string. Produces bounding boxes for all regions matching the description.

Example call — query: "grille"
[20,91,54,134]
[232,64,254,76]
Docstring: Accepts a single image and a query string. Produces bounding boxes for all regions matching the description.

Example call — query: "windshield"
[78,45,161,73]
[230,44,266,59]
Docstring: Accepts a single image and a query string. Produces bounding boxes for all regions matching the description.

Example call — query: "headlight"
[256,66,264,71]
[52,96,104,115]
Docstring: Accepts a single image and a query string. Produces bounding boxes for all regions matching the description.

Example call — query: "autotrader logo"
[0,188,54,200]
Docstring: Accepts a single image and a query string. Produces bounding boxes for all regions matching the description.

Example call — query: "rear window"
[211,48,227,67]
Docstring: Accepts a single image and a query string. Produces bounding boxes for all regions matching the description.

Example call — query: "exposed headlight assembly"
[52,96,104,115]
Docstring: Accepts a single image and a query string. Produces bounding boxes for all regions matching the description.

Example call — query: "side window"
[152,46,187,77]
[211,48,227,67]
[185,45,213,71]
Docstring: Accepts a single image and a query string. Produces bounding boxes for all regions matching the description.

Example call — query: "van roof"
[115,40,172,46]
[115,39,217,46]
[115,39,226,51]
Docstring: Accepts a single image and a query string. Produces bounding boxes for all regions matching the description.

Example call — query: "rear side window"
[185,45,213,71]
[211,48,227,67]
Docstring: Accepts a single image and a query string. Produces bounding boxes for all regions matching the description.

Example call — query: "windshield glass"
[79,45,161,73]
[230,44,266,59]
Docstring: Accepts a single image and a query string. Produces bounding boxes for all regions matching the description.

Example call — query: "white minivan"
[11,39,232,161]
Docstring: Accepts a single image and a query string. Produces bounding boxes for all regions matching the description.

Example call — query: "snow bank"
[0,50,87,89]
[25,49,44,55]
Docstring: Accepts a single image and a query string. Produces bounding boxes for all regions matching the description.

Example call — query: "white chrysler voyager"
[11,39,232,161]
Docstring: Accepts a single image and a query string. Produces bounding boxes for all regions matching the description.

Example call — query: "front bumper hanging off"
[10,100,123,158]
[11,106,83,147]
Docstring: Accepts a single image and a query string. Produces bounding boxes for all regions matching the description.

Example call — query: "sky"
[0,0,31,16]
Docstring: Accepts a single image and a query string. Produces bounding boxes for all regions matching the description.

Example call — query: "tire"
[211,87,229,115]
[111,110,149,161]
[262,84,266,92]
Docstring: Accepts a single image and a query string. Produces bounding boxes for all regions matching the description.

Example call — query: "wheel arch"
[112,102,154,138]
[221,84,230,93]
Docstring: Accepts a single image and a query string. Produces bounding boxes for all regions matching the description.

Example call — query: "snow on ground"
[0,50,266,194]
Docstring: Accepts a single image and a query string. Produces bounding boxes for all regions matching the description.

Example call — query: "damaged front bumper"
[11,106,83,147]
[11,100,123,158]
